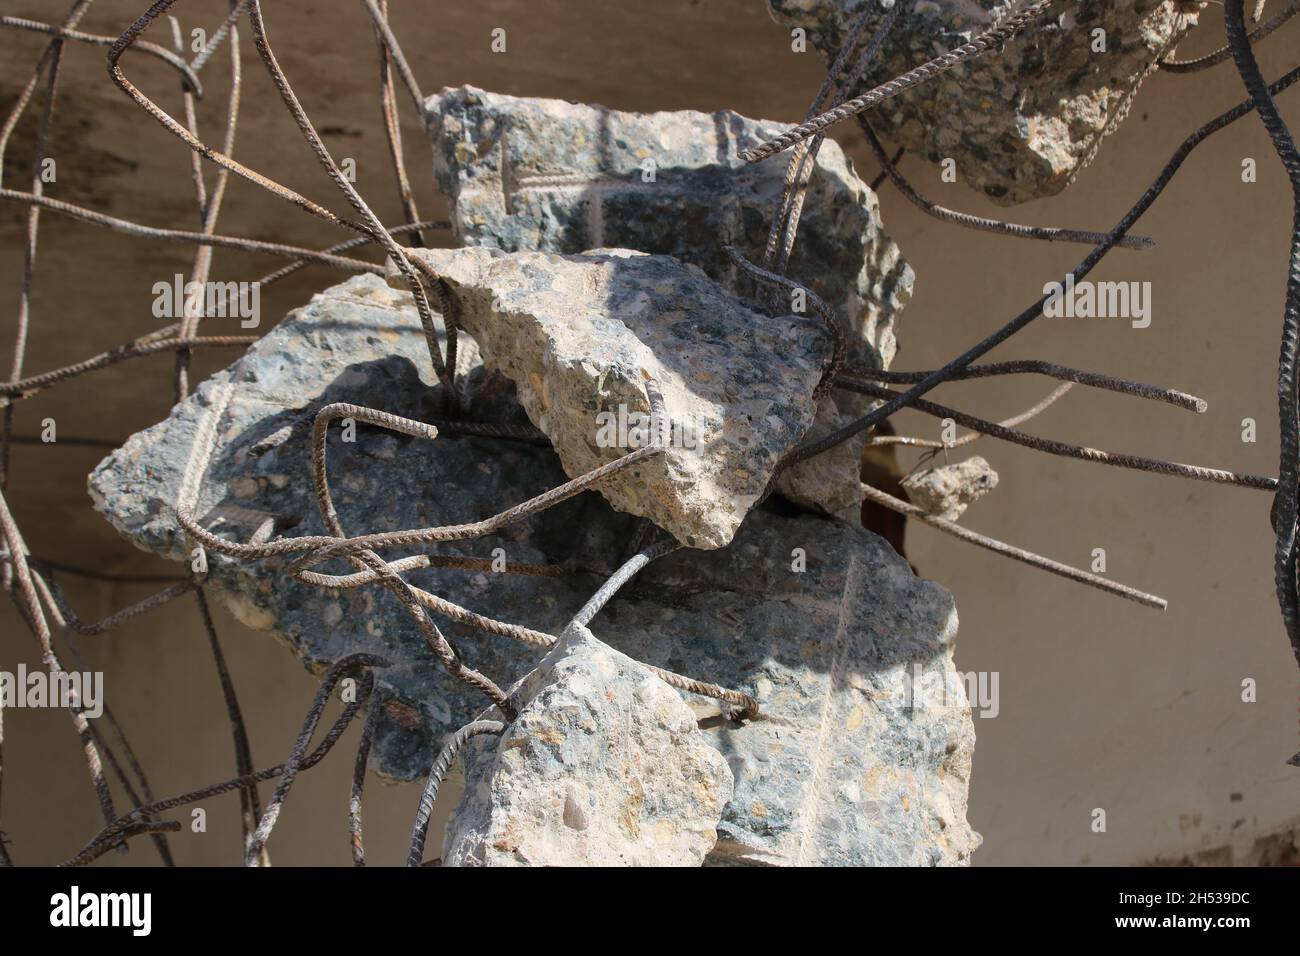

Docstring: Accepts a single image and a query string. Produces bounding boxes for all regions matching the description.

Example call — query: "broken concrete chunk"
[87,276,977,868]
[775,392,868,515]
[89,273,977,868]
[902,456,999,521]
[600,508,979,866]
[89,273,977,866]
[88,273,637,781]
[426,85,915,514]
[397,246,831,549]
[444,624,733,866]
[425,84,912,371]
[768,0,1201,204]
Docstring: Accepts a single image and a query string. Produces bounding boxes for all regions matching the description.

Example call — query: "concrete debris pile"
[87,74,1041,867]
[91,270,977,866]
[424,86,914,517]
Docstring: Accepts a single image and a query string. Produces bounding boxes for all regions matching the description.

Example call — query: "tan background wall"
[1,0,1297,866]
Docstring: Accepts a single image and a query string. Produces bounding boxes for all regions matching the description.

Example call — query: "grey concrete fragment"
[398,246,831,549]
[597,509,979,866]
[775,392,868,515]
[768,0,1202,204]
[425,85,914,513]
[90,276,976,864]
[425,84,912,370]
[444,624,734,866]
[902,455,999,521]
[88,274,636,781]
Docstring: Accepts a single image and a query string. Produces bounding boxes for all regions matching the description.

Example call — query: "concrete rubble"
[443,624,734,867]
[448,507,980,866]
[601,507,979,866]
[89,273,634,781]
[89,273,977,864]
[767,0,1202,204]
[902,455,999,521]
[424,85,915,515]
[395,246,831,549]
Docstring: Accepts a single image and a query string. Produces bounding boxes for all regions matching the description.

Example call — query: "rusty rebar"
[408,719,504,867]
[349,690,382,866]
[64,679,374,865]
[857,115,1155,250]
[244,657,386,866]
[781,62,1300,470]
[859,482,1168,609]
[838,376,1278,491]
[194,587,264,866]
[738,0,1057,163]
[2,0,84,490]
[840,361,1207,413]
[1160,0,1299,72]
[1225,0,1300,687]
[0,189,384,272]
[0,15,202,93]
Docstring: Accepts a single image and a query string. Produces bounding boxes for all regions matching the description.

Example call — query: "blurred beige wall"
[1,0,1297,866]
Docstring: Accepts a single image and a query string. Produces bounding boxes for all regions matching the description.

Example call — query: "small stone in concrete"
[902,456,999,521]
